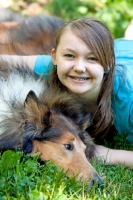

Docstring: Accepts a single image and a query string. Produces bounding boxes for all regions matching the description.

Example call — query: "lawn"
[0,136,133,200]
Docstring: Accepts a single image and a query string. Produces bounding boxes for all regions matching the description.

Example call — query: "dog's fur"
[0,60,103,185]
[0,8,26,22]
[0,9,64,55]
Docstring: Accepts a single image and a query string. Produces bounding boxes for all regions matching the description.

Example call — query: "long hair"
[49,17,115,139]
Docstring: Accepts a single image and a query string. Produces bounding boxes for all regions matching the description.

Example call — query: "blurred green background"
[1,0,133,39]
[46,0,133,39]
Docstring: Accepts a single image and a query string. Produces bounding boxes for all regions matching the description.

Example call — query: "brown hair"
[50,17,115,138]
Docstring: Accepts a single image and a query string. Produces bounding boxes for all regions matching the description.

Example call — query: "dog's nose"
[89,174,104,188]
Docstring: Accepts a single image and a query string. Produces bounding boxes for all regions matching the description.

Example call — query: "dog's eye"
[64,144,74,151]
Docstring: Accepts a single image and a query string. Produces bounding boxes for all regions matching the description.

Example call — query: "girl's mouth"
[69,76,89,81]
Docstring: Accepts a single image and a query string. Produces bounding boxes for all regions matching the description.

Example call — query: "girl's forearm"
[111,149,133,167]
[0,55,37,70]
[94,145,133,167]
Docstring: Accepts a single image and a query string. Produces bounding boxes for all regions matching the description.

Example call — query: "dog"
[0,8,64,55]
[0,8,26,22]
[0,60,103,186]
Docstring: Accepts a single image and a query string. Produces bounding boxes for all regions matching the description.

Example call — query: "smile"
[69,76,89,81]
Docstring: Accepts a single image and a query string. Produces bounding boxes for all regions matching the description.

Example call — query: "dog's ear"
[24,90,51,128]
[77,113,92,131]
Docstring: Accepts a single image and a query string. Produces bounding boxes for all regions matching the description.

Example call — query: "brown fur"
[0,9,64,55]
[0,61,103,185]
[33,132,97,182]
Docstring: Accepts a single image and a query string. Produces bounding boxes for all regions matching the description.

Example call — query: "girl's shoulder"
[114,38,133,67]
[114,38,133,98]
[112,39,133,140]
[114,38,133,55]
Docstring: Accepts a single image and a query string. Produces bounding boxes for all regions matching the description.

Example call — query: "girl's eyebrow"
[62,48,76,53]
[63,48,93,54]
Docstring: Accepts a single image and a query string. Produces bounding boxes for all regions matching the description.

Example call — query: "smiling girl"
[1,17,133,167]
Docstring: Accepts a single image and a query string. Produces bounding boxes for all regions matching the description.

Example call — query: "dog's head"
[23,90,103,186]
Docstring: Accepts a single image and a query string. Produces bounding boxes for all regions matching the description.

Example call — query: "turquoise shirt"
[34,39,133,142]
[113,39,133,142]
[34,55,52,75]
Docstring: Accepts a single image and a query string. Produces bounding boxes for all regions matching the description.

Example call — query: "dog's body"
[0,61,102,186]
[0,9,64,55]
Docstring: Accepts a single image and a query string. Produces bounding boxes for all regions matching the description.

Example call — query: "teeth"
[71,77,88,81]
[75,78,87,80]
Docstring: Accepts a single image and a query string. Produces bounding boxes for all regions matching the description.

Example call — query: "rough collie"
[0,60,102,186]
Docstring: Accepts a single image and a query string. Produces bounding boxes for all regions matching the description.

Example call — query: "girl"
[1,17,133,167]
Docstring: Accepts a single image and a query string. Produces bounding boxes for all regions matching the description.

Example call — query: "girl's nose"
[73,60,86,73]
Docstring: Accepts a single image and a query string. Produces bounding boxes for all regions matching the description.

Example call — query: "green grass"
[0,137,133,200]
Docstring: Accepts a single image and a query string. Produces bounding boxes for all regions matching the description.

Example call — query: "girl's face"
[52,29,104,102]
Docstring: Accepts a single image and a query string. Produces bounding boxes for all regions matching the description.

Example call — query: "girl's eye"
[87,57,98,62]
[65,54,74,58]
[64,144,74,151]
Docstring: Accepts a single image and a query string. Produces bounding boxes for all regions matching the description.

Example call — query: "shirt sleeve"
[34,55,52,75]
[112,39,133,143]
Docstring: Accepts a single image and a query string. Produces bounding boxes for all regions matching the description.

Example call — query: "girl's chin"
[69,89,87,97]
